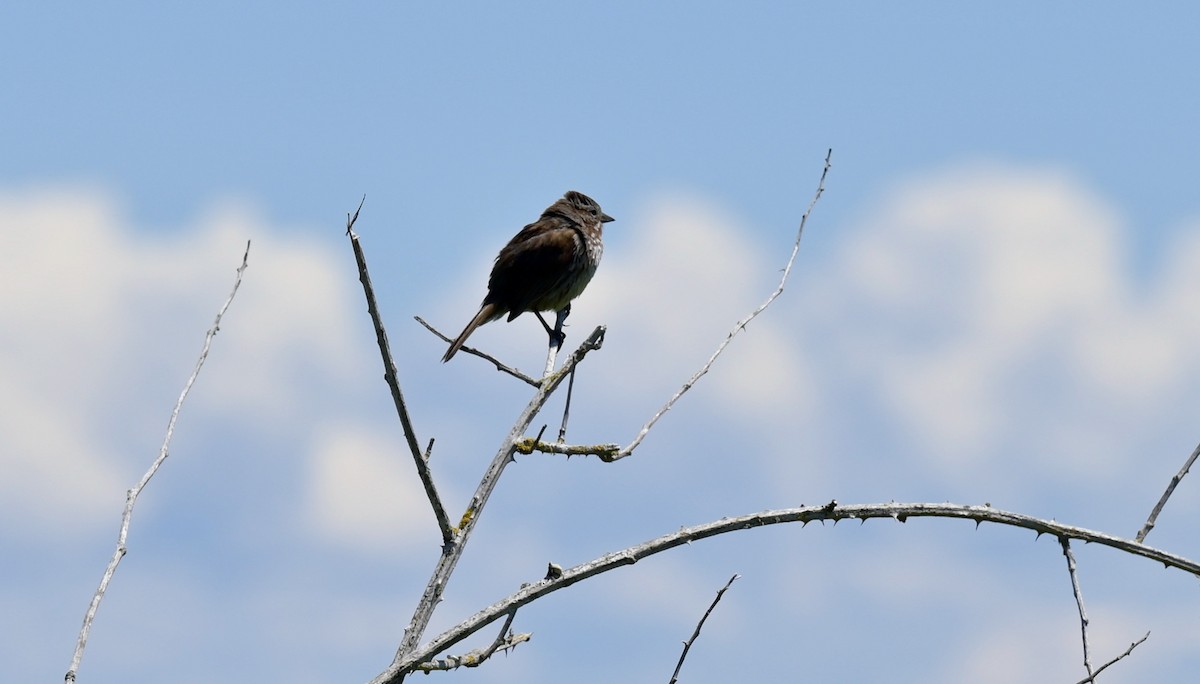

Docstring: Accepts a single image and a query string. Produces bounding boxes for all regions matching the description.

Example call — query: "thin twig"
[615,149,831,460]
[414,315,540,388]
[1136,440,1200,542]
[347,203,454,545]
[65,241,251,683]
[372,326,607,684]
[669,574,739,684]
[377,502,1200,676]
[415,610,530,672]
[1073,632,1150,684]
[557,366,576,442]
[1060,538,1093,680]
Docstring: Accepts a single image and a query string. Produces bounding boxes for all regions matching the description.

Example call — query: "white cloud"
[0,189,143,530]
[0,187,370,536]
[12,172,1200,684]
[585,192,814,421]
[831,167,1122,445]
[808,164,1200,486]
[306,422,433,551]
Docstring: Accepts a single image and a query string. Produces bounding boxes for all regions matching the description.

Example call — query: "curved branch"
[377,501,1199,680]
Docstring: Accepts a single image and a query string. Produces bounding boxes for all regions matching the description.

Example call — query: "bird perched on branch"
[442,190,613,362]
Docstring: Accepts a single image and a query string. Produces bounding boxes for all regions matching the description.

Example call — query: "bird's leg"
[535,306,576,439]
[535,305,570,350]
[535,311,556,338]
[538,305,571,377]
[553,304,571,346]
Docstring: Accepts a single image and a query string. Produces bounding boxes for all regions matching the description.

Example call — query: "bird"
[442,190,613,362]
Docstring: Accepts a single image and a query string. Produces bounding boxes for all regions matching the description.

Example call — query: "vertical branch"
[346,199,453,544]
[1060,537,1093,681]
[65,242,251,683]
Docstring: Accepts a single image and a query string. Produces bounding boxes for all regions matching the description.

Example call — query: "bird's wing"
[487,224,579,318]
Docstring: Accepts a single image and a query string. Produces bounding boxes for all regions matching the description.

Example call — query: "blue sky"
[5,4,1200,683]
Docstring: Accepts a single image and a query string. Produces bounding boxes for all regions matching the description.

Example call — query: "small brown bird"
[442,190,613,362]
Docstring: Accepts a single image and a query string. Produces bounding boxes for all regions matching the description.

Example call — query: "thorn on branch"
[377,502,1198,684]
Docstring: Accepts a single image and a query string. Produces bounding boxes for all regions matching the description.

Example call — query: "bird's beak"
[601,212,615,223]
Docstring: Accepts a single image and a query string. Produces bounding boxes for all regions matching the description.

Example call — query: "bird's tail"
[442,303,501,362]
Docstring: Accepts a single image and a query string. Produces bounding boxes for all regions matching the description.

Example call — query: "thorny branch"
[415,610,530,673]
[65,241,251,684]
[380,502,1199,675]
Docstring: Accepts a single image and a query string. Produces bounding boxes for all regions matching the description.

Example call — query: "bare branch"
[1136,440,1200,543]
[382,502,1200,676]
[1073,632,1150,684]
[414,315,540,387]
[347,207,454,545]
[669,574,739,684]
[514,438,621,460]
[373,326,607,684]
[65,241,251,683]
[1060,538,1093,680]
[616,149,832,460]
[415,610,531,673]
